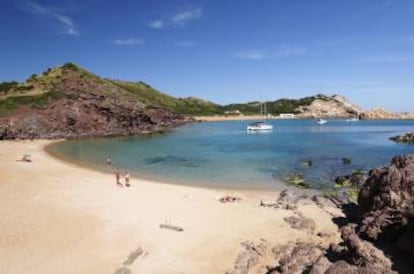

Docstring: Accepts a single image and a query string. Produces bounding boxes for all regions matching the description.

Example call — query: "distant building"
[279,113,295,118]
[224,110,242,116]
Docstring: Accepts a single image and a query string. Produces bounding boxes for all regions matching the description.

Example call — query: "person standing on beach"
[115,168,122,187]
[125,172,130,187]
[106,156,112,166]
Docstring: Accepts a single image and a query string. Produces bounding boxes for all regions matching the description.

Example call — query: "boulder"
[283,214,316,233]
[357,155,414,244]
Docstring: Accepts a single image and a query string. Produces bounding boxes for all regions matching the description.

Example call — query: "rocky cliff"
[0,63,190,139]
[360,107,414,120]
[295,94,363,118]
[293,94,414,120]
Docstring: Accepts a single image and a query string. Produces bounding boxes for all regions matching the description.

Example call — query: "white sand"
[0,140,340,274]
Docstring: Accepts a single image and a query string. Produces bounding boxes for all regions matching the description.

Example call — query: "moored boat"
[316,118,327,125]
[246,121,273,131]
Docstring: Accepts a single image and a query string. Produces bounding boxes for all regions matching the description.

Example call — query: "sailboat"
[246,101,273,131]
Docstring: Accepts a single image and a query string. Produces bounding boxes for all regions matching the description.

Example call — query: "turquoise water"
[48,120,414,190]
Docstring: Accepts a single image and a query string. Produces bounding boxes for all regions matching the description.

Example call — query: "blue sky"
[1,0,414,111]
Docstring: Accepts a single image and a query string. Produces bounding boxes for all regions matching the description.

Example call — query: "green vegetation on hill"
[223,96,320,115]
[0,81,19,95]
[0,90,63,116]
[110,80,223,116]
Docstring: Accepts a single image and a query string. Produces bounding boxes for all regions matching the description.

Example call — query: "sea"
[47,119,414,190]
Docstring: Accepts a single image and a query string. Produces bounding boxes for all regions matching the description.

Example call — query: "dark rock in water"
[331,170,367,203]
[145,155,204,167]
[334,175,351,187]
[342,157,352,165]
[390,132,414,144]
[349,170,366,187]
[282,172,310,189]
[302,159,313,167]
[334,170,366,188]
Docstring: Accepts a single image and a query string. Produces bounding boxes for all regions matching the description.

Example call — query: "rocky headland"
[295,94,414,120]
[295,94,363,119]
[0,63,191,139]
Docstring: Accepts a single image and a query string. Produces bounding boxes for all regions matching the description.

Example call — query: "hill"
[108,80,222,116]
[0,63,190,139]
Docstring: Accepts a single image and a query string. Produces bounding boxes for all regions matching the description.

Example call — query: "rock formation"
[266,225,396,274]
[390,132,414,144]
[360,108,414,120]
[294,94,414,120]
[229,155,414,273]
[357,155,414,254]
[295,94,363,119]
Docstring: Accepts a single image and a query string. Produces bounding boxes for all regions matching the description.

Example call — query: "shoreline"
[194,115,290,122]
[45,139,289,194]
[0,139,342,273]
[194,115,414,122]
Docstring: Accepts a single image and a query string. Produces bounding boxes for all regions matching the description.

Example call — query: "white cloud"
[148,20,164,29]
[234,50,267,60]
[24,1,79,36]
[172,8,202,25]
[113,38,144,46]
[174,41,196,47]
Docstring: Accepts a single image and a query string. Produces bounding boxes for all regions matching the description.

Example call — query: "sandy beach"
[0,140,341,274]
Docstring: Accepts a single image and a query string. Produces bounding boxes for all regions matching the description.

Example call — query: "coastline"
[194,115,414,122]
[0,139,342,273]
[194,115,287,122]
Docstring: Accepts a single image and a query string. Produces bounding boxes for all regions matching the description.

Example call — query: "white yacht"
[247,121,273,131]
[246,101,273,131]
[316,118,327,125]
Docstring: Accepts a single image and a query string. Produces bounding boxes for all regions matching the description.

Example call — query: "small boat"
[346,117,359,122]
[246,100,273,131]
[316,119,327,125]
[247,121,273,131]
